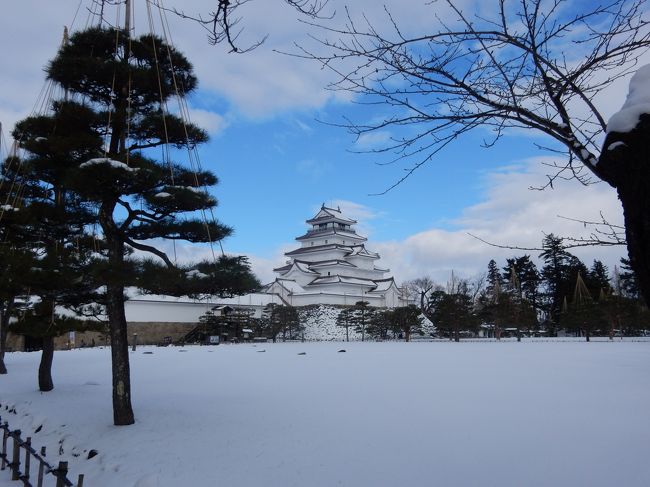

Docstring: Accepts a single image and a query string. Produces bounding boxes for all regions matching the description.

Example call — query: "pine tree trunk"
[107,279,134,425]
[0,307,9,375]
[101,202,135,426]
[38,336,55,391]
[405,328,410,342]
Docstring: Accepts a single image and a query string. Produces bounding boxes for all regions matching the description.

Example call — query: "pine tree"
[430,289,477,342]
[502,255,541,311]
[586,260,612,300]
[336,307,354,342]
[0,154,36,374]
[388,304,424,342]
[10,100,106,391]
[43,27,244,425]
[619,258,641,301]
[350,301,373,342]
[561,273,605,341]
[260,304,301,342]
[539,234,585,330]
[367,309,392,340]
[486,259,501,295]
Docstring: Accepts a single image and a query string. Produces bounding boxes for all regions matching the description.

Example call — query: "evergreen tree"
[502,255,541,312]
[388,304,424,342]
[366,309,392,340]
[350,301,373,342]
[260,304,301,342]
[586,260,612,300]
[486,259,501,295]
[561,273,605,341]
[10,100,106,391]
[336,307,355,342]
[619,258,641,301]
[430,289,478,342]
[539,234,586,330]
[43,27,248,425]
[0,155,36,374]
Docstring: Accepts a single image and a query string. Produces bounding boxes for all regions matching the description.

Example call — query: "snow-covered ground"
[1,340,650,487]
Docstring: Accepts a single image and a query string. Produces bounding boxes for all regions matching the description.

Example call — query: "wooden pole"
[125,0,131,35]
[1,421,7,470]
[11,429,21,480]
[55,461,68,487]
[77,473,85,487]
[24,436,31,480]
[37,446,46,487]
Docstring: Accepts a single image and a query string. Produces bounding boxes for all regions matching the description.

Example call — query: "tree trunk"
[598,118,650,308]
[0,305,10,375]
[618,186,650,308]
[405,328,410,342]
[101,202,135,426]
[38,336,54,391]
[107,279,134,425]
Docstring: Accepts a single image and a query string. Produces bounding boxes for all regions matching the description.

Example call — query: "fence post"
[1,421,7,470]
[24,436,32,481]
[37,446,46,487]
[55,461,68,487]
[77,473,85,487]
[11,429,21,480]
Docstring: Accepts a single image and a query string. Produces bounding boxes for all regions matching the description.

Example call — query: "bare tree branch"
[292,0,650,191]
[153,0,331,53]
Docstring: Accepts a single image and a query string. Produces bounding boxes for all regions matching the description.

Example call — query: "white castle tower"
[263,205,408,307]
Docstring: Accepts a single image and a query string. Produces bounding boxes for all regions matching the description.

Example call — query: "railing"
[0,417,84,487]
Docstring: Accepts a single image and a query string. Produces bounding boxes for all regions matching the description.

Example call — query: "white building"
[261,205,408,308]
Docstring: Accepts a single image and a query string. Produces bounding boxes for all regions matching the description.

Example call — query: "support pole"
[11,430,21,480]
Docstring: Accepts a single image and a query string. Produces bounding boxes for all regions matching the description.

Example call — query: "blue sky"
[0,0,634,284]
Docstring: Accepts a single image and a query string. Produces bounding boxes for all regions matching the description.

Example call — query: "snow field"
[1,341,650,486]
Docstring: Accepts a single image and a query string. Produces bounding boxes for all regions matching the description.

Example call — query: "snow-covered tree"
[42,26,254,425]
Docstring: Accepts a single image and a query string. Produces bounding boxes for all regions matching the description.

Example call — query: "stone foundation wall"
[5,333,24,352]
[5,322,198,351]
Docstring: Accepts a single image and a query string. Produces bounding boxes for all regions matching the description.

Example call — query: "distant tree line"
[404,235,649,342]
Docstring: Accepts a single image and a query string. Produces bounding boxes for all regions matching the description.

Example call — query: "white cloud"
[0,0,456,130]
[296,158,330,180]
[374,158,626,284]
[354,131,392,149]
[187,108,229,136]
